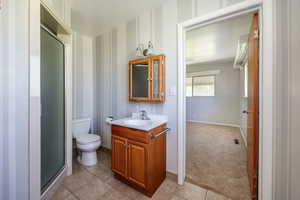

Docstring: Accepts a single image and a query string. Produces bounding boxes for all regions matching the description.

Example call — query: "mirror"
[132,62,149,98]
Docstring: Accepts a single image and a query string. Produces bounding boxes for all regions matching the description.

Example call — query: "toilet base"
[78,151,98,166]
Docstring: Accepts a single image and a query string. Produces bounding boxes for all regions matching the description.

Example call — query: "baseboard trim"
[166,171,178,182]
[187,120,240,128]
[101,144,111,150]
[98,146,111,152]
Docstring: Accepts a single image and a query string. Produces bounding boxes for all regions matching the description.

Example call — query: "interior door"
[247,13,260,200]
[112,136,127,177]
[127,140,147,188]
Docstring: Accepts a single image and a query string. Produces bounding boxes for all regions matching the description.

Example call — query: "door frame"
[177,0,275,199]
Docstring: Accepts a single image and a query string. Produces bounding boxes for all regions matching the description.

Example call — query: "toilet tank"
[72,118,91,138]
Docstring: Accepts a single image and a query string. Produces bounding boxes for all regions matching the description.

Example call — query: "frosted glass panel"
[41,27,65,192]
[153,60,159,98]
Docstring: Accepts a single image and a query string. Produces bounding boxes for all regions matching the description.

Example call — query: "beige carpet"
[186,122,251,200]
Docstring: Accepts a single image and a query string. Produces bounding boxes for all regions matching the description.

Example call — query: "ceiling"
[71,0,166,36]
[186,14,253,66]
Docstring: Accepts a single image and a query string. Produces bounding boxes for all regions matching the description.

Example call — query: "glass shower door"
[41,27,65,192]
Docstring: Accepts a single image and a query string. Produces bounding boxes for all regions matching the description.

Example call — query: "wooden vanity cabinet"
[111,124,167,197]
[129,54,165,103]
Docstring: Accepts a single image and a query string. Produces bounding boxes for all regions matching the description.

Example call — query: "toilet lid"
[76,134,101,145]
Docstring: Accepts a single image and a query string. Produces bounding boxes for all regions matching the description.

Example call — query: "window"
[186,77,193,97]
[186,75,215,97]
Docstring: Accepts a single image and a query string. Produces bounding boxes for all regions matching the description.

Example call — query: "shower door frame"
[39,23,73,199]
[40,24,67,195]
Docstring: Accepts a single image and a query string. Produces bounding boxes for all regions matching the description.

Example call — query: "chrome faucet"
[139,110,150,120]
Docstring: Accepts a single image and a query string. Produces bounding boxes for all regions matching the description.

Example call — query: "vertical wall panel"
[0,4,6,199]
[177,0,195,22]
[126,19,137,60]
[223,0,245,6]
[73,33,84,118]
[94,36,103,139]
[152,7,163,53]
[72,32,94,132]
[116,24,129,118]
[111,29,118,119]
[137,11,152,46]
[196,0,222,17]
[94,32,114,148]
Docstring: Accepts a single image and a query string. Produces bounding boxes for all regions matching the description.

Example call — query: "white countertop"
[110,114,168,131]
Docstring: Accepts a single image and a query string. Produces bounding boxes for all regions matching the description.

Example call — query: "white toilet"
[72,119,101,166]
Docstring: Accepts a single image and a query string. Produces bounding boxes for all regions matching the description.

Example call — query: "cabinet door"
[112,136,127,177]
[129,58,151,101]
[151,55,165,102]
[128,140,147,188]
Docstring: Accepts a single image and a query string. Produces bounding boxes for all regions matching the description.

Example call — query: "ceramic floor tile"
[170,196,187,200]
[54,148,235,200]
[73,178,111,200]
[175,182,207,200]
[64,194,79,200]
[51,185,72,200]
[62,169,95,192]
[206,191,230,200]
[84,164,113,182]
[99,188,131,200]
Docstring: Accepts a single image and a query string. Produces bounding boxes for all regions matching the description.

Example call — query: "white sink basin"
[123,119,151,126]
[111,115,168,131]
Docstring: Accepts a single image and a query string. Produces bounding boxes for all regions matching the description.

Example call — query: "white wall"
[177,0,246,22]
[0,0,31,199]
[72,32,94,128]
[0,3,6,199]
[186,62,241,126]
[274,0,300,199]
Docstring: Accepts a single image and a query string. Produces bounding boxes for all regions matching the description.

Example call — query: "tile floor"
[52,148,230,200]
[186,122,251,200]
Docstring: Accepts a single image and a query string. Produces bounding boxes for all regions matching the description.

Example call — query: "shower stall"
[40,26,66,193]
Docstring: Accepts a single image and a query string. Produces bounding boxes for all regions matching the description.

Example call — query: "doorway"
[184,13,258,199]
[177,2,269,200]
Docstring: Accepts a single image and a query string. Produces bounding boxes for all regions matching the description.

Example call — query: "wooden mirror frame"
[129,54,165,103]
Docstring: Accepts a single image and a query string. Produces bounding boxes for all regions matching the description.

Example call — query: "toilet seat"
[76,134,100,145]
